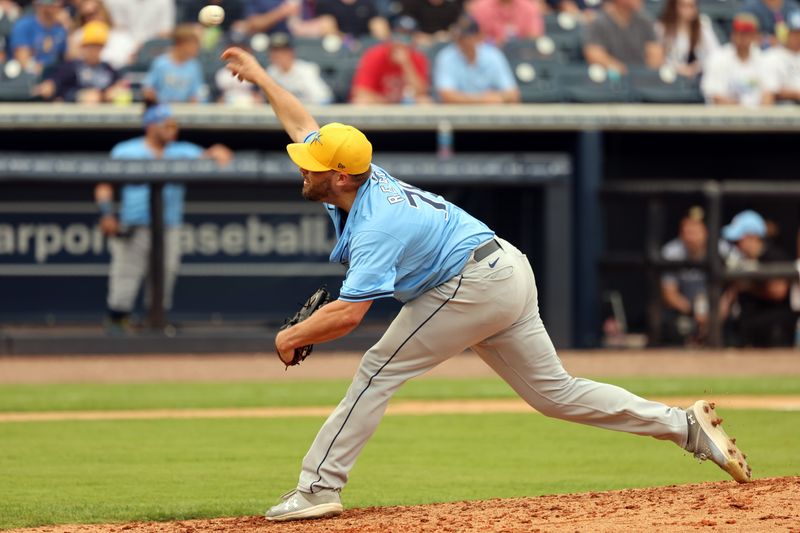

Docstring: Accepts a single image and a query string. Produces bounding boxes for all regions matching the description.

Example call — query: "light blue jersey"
[143,54,206,103]
[110,137,204,227]
[325,165,495,303]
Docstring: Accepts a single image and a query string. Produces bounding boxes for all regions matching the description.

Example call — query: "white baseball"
[198,5,225,26]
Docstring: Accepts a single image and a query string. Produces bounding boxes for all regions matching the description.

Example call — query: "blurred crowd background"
[1,0,800,105]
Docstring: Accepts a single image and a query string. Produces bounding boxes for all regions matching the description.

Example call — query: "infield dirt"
[8,477,800,533]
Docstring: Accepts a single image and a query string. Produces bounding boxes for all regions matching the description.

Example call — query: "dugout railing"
[601,180,800,347]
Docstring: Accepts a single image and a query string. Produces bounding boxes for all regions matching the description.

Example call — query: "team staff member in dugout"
[220,47,753,522]
[94,104,233,331]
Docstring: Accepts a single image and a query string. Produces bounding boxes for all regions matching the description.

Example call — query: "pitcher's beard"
[302,177,332,202]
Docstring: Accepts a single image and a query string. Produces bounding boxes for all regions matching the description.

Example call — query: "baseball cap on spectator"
[391,16,417,44]
[731,12,759,33]
[142,104,175,128]
[450,15,481,38]
[287,122,372,174]
[81,21,109,46]
[722,210,767,241]
[268,32,294,51]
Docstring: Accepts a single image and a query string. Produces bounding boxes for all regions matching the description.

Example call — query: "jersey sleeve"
[9,17,33,52]
[339,230,405,302]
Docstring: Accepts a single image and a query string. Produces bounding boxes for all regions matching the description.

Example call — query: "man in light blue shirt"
[143,25,206,103]
[94,105,232,330]
[9,0,67,74]
[221,46,754,522]
[434,15,520,103]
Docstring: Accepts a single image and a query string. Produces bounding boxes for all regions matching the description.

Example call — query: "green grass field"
[1,376,799,529]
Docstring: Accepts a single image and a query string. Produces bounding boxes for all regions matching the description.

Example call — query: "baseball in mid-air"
[198,5,225,26]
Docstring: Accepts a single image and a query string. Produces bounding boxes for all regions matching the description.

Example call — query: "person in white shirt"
[103,0,175,52]
[763,10,800,103]
[655,0,720,77]
[264,32,333,105]
[701,12,774,106]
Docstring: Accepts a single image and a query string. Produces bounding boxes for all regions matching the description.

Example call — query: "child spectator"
[701,13,774,106]
[142,24,206,103]
[33,20,123,102]
[351,16,431,104]
[264,32,333,104]
[434,15,519,103]
[400,0,465,45]
[763,10,800,102]
[656,0,719,77]
[68,0,136,70]
[583,0,664,74]
[723,210,796,347]
[9,0,68,75]
[468,0,544,46]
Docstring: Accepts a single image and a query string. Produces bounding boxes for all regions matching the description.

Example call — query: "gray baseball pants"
[297,237,689,493]
[107,226,181,313]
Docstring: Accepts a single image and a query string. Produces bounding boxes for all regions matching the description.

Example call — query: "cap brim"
[722,225,741,241]
[286,142,330,172]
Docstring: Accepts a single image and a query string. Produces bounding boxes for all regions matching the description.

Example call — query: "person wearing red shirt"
[351,16,431,104]
[468,0,544,45]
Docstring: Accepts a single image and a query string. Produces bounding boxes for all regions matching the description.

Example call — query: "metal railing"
[601,180,800,347]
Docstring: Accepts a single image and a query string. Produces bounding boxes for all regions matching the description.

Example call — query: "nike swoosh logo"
[488,258,499,268]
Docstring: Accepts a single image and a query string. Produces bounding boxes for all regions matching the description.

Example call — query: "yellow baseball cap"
[82,21,109,46]
[287,123,372,174]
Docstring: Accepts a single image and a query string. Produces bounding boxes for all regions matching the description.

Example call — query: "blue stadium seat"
[511,59,564,103]
[0,64,36,101]
[420,40,450,66]
[698,0,742,23]
[544,13,584,61]
[132,38,173,72]
[316,56,359,103]
[628,66,703,103]
[503,38,567,64]
[555,63,633,103]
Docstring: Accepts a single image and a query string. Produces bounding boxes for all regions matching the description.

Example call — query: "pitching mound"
[12,477,800,533]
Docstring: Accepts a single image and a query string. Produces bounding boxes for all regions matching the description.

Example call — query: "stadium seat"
[131,38,173,72]
[317,56,359,103]
[511,59,564,103]
[643,0,666,17]
[503,38,567,64]
[698,0,742,22]
[555,63,633,103]
[292,37,349,68]
[628,66,703,103]
[420,40,451,66]
[0,64,36,101]
[543,13,584,61]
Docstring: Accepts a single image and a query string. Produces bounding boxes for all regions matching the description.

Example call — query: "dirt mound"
[12,477,800,533]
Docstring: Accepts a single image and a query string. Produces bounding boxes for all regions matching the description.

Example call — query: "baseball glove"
[277,287,331,367]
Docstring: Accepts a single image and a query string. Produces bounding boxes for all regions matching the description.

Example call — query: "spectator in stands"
[434,15,519,103]
[351,16,431,104]
[468,0,544,46]
[0,1,23,63]
[583,0,664,74]
[232,0,296,36]
[400,0,464,45]
[313,0,390,39]
[214,37,264,105]
[142,24,206,103]
[103,0,175,53]
[660,206,734,345]
[33,20,123,102]
[701,13,774,106]
[94,104,233,333]
[763,10,800,102]
[263,32,333,104]
[722,210,795,347]
[744,0,800,45]
[67,0,136,70]
[655,0,719,77]
[9,0,68,75]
